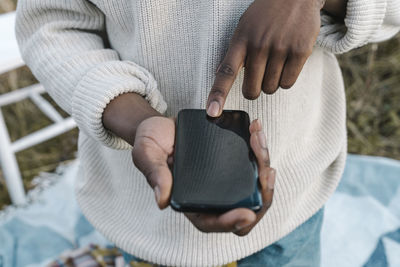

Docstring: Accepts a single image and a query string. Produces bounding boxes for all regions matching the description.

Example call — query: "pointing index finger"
[207,39,246,117]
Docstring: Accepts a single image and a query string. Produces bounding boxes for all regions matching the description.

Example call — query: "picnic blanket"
[0,154,399,267]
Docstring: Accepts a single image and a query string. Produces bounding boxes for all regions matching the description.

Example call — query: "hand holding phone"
[132,112,276,236]
[172,109,264,213]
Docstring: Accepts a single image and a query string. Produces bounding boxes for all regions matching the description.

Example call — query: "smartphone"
[170,109,262,213]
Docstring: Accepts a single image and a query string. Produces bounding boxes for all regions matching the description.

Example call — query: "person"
[15,0,399,266]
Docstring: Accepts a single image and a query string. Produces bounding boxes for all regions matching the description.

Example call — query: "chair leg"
[0,109,26,205]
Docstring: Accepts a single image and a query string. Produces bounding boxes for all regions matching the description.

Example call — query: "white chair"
[0,12,77,205]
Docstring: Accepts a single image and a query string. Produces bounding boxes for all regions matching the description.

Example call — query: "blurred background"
[0,0,399,208]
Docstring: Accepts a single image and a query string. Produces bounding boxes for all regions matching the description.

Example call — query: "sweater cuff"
[317,0,387,54]
[72,61,167,150]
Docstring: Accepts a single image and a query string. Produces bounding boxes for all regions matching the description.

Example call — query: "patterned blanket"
[0,154,399,267]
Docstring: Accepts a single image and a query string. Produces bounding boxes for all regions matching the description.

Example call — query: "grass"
[0,1,399,208]
[340,39,400,159]
[0,66,78,208]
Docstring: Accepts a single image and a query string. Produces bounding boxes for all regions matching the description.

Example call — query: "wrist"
[102,92,162,146]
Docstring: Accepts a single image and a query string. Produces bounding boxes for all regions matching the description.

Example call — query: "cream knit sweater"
[15,0,399,266]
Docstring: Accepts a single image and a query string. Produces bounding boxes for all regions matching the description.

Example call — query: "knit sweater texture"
[15,1,399,266]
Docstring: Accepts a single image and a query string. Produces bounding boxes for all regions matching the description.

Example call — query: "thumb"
[145,162,173,209]
[132,143,173,209]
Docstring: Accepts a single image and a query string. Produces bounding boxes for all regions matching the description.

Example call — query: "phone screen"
[171,109,261,213]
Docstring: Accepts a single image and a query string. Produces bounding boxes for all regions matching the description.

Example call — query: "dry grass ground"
[340,39,400,159]
[0,1,399,208]
[0,1,78,207]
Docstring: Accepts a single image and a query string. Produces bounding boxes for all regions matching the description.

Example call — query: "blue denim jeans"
[122,207,324,266]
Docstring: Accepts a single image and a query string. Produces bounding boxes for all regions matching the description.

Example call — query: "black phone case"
[171,109,262,213]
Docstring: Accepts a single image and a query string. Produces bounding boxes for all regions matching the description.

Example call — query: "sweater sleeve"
[317,0,400,54]
[15,0,167,150]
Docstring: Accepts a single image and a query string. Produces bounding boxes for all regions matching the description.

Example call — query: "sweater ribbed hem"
[72,60,167,150]
[15,0,168,151]
[318,0,388,54]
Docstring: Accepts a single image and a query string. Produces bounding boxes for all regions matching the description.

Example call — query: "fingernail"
[267,169,276,190]
[257,131,267,149]
[235,220,252,231]
[207,101,220,117]
[154,186,161,204]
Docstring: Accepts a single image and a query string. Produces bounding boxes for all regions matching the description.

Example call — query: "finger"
[249,118,261,134]
[242,50,267,100]
[234,168,276,236]
[250,121,275,209]
[132,141,173,210]
[256,165,275,212]
[279,53,308,89]
[262,52,287,94]
[207,38,247,117]
[250,119,270,168]
[233,124,275,236]
[249,120,274,200]
[147,162,173,210]
[185,208,256,233]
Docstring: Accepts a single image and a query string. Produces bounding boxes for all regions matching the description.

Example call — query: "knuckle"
[210,86,227,98]
[291,49,307,58]
[291,46,312,58]
[231,32,247,45]
[259,33,271,49]
[216,63,236,77]
[247,40,268,53]
[263,157,271,168]
[272,43,287,55]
